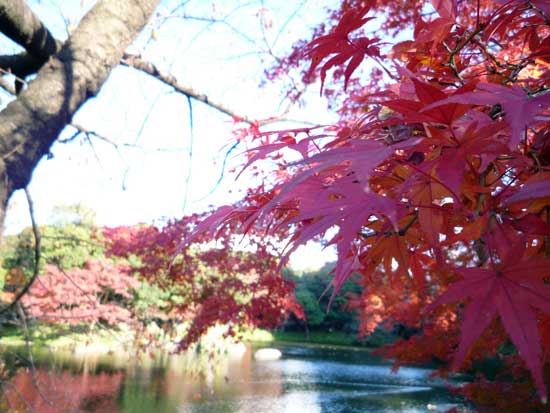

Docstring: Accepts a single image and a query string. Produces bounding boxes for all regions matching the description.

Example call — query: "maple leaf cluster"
[187,0,550,409]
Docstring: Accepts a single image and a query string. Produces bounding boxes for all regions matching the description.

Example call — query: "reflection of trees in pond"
[0,368,123,413]
[160,345,284,411]
[0,344,287,413]
[119,373,179,413]
[0,345,464,413]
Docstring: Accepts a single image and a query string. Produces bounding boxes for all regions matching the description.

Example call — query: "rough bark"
[0,0,160,232]
[0,0,62,91]
[0,52,43,80]
[0,0,61,59]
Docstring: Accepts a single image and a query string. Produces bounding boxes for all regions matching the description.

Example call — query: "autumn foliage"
[22,260,139,326]
[179,0,550,410]
[6,1,550,410]
[103,218,301,350]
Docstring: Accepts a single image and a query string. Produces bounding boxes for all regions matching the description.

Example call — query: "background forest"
[0,207,385,348]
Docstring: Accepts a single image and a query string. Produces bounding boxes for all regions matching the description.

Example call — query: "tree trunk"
[0,0,159,234]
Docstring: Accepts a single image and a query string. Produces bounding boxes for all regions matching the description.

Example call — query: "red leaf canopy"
[429,255,550,401]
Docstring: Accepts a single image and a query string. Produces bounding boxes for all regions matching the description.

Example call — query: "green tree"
[286,264,361,333]
[1,218,103,277]
[294,289,325,328]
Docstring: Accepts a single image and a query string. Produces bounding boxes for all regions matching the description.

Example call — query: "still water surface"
[0,344,467,413]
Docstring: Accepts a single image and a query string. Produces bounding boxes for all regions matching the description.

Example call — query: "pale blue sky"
[1,0,396,269]
[3,1,331,222]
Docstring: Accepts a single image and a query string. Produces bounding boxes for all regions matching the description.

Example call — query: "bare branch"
[0,187,41,316]
[122,53,256,123]
[68,122,186,154]
[0,0,61,59]
[0,81,182,153]
[0,52,43,79]
[121,53,302,127]
[0,76,15,94]
[0,0,160,231]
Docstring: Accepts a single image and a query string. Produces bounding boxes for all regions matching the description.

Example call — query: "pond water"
[0,343,468,413]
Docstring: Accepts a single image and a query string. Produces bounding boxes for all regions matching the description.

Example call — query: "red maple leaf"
[428,255,550,402]
[540,314,550,363]
[425,83,550,150]
[429,0,458,19]
[283,173,398,297]
[502,178,550,205]
[305,1,380,92]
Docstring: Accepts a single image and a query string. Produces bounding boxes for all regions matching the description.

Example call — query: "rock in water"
[254,348,282,361]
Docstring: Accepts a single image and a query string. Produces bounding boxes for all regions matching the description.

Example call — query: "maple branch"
[442,42,464,84]
[473,167,489,220]
[530,1,550,23]
[444,26,485,84]
[507,59,530,84]
[531,87,550,97]
[121,53,300,127]
[471,39,531,85]
[360,212,418,238]
[472,166,494,266]
[471,39,507,70]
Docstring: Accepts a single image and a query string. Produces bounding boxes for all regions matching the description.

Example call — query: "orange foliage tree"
[104,217,301,351]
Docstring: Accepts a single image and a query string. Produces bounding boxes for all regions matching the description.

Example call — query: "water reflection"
[1,368,123,413]
[0,344,466,413]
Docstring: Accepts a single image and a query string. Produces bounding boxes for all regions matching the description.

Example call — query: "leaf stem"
[473,167,491,266]
[545,206,550,258]
[398,212,418,236]
[359,211,418,238]
[474,166,490,219]
[445,26,484,83]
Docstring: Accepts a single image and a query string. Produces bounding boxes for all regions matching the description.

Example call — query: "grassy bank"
[272,330,359,346]
[244,328,393,348]
[1,323,393,354]
[0,323,251,356]
[0,324,134,352]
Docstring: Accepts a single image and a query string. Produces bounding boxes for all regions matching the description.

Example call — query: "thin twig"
[359,212,419,238]
[545,206,550,258]
[0,188,41,316]
[16,302,34,372]
[182,96,194,213]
